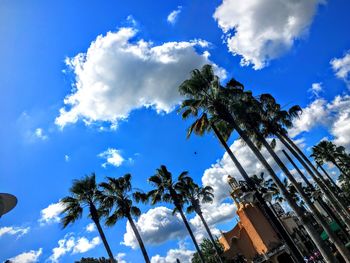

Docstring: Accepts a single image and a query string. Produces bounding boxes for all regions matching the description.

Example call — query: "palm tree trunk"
[196,210,224,263]
[211,123,305,262]
[283,149,350,239]
[126,214,150,263]
[333,161,350,180]
[282,148,350,229]
[176,205,206,263]
[279,133,350,221]
[256,132,350,261]
[214,110,338,262]
[93,219,116,263]
[318,164,343,194]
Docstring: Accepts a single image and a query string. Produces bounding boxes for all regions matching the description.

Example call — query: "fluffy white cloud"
[49,234,100,262]
[64,155,70,162]
[331,51,350,87]
[72,237,101,254]
[123,207,186,249]
[39,202,65,225]
[0,226,30,238]
[289,98,329,137]
[85,223,96,233]
[213,0,324,69]
[55,27,225,128]
[98,148,125,168]
[167,6,182,25]
[289,94,350,149]
[8,248,42,263]
[151,245,194,263]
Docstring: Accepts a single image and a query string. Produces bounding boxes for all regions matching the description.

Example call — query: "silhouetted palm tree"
[147,165,205,263]
[60,174,115,263]
[176,175,223,263]
[312,141,350,178]
[178,64,339,262]
[99,174,150,263]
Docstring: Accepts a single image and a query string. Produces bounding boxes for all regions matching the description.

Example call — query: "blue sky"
[1,0,350,262]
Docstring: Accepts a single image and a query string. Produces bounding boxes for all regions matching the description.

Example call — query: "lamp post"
[0,193,17,218]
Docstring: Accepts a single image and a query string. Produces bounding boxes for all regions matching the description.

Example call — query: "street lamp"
[0,193,17,218]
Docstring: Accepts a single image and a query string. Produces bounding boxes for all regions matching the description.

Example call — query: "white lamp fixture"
[0,193,17,218]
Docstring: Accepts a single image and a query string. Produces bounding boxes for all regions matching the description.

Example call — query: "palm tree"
[60,174,115,263]
[256,93,350,229]
[312,141,350,178]
[178,64,338,262]
[176,175,223,263]
[147,165,205,263]
[99,174,150,263]
[240,90,350,261]
[179,70,305,262]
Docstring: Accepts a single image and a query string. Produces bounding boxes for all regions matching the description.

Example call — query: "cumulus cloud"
[49,234,101,262]
[0,226,30,238]
[151,244,194,263]
[331,51,350,87]
[98,148,125,168]
[64,155,70,162]
[8,248,42,263]
[123,206,186,249]
[167,6,182,25]
[289,94,350,149]
[55,27,225,128]
[213,0,324,69]
[39,202,65,225]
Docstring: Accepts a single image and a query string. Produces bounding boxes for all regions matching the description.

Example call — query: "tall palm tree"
[312,141,350,178]
[180,107,305,261]
[178,64,338,262]
[239,88,350,261]
[99,174,150,263]
[147,165,205,263]
[256,94,350,228]
[60,174,116,263]
[176,175,223,263]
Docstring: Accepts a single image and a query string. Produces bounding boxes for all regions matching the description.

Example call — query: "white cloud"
[289,94,350,150]
[331,51,350,87]
[98,148,125,168]
[213,0,324,69]
[122,207,187,249]
[8,248,42,263]
[49,234,100,262]
[167,6,182,25]
[0,226,30,238]
[55,27,225,128]
[309,82,323,97]
[64,155,70,162]
[289,98,329,137]
[39,202,65,225]
[151,245,194,263]
[72,236,101,254]
[85,223,96,233]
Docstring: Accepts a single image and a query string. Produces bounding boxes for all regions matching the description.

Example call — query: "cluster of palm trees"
[177,64,350,262]
[61,64,350,263]
[60,168,221,263]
